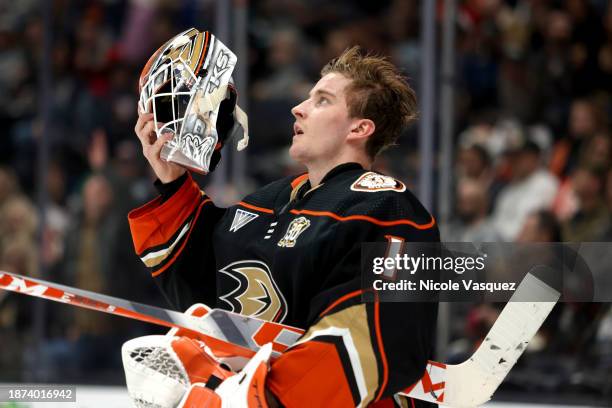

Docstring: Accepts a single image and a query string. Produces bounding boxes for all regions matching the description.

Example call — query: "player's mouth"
[293,123,304,137]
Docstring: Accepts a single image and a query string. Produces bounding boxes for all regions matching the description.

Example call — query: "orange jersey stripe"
[319,289,364,318]
[289,208,436,229]
[238,201,274,214]
[290,173,309,189]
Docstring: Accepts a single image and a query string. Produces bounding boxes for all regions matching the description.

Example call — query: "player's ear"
[347,118,375,142]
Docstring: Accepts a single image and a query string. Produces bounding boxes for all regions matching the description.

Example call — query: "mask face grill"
[149,76,192,133]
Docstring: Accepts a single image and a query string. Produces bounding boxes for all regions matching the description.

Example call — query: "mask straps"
[234,105,249,151]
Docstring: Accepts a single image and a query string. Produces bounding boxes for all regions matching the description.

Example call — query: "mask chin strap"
[233,105,249,151]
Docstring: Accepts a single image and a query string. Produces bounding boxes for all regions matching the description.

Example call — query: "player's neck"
[306,156,371,187]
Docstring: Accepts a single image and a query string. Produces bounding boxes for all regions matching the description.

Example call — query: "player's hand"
[134,110,186,183]
[177,343,274,408]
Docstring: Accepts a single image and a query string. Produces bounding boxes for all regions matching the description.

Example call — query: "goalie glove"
[177,343,273,408]
[122,334,233,408]
[122,303,256,408]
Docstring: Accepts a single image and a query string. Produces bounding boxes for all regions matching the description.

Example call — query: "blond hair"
[321,46,418,158]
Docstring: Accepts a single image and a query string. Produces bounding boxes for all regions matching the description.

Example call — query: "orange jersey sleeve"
[128,173,226,310]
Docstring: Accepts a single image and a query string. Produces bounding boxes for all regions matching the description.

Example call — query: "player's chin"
[288,143,306,163]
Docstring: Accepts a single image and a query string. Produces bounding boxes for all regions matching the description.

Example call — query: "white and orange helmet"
[139,28,248,173]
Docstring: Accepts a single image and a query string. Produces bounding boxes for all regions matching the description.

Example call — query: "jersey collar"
[319,162,365,184]
[292,162,364,203]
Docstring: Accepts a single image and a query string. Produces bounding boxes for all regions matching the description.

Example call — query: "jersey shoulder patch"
[350,171,406,193]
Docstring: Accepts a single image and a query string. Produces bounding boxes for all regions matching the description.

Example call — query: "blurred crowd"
[0,0,611,401]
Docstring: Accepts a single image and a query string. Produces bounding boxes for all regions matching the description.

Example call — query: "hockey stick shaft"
[0,270,255,358]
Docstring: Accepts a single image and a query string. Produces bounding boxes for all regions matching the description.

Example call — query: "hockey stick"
[0,270,303,358]
[398,272,561,407]
[0,270,559,407]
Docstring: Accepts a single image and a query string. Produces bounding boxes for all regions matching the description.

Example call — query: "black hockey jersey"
[129,163,439,407]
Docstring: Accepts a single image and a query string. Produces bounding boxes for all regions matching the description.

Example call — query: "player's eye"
[316,97,329,106]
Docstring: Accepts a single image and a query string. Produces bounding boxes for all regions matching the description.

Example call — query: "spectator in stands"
[54,173,126,381]
[516,209,562,243]
[528,9,574,131]
[0,167,20,208]
[597,2,612,91]
[563,0,605,96]
[384,0,420,84]
[0,237,38,381]
[252,27,311,102]
[563,165,609,242]
[456,144,493,186]
[63,173,118,311]
[442,178,500,244]
[492,140,559,241]
[249,27,313,173]
[41,161,69,271]
[0,195,38,257]
[0,174,39,381]
[584,133,612,171]
[550,98,607,178]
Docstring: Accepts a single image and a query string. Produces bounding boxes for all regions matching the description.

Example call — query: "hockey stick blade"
[399,272,561,407]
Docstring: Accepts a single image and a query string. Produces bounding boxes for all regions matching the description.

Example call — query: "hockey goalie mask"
[139,28,248,173]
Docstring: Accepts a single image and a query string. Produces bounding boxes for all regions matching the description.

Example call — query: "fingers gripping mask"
[139,28,249,173]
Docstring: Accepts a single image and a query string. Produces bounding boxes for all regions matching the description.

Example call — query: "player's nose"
[291,100,306,119]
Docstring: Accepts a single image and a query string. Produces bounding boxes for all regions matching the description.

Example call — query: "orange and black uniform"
[129,163,439,407]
